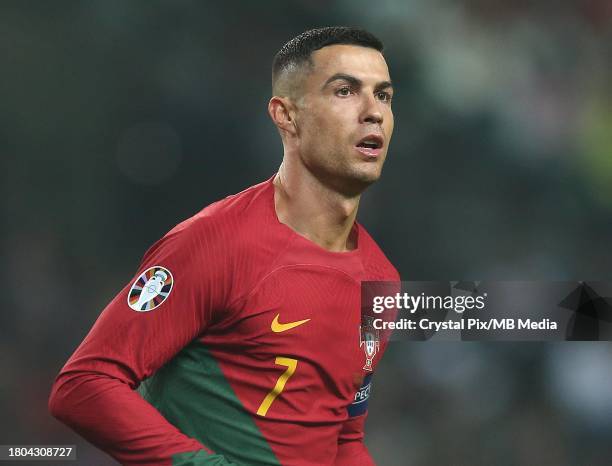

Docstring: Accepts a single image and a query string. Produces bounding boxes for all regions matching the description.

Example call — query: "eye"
[376,91,392,102]
[336,87,353,97]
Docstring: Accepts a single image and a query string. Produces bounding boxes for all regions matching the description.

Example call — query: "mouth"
[355,134,384,157]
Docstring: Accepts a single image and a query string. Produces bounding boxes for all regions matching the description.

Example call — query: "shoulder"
[143,176,288,280]
[162,178,275,246]
[138,178,284,306]
[358,224,400,282]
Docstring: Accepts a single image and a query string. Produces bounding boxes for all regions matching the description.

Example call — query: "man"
[49,26,398,466]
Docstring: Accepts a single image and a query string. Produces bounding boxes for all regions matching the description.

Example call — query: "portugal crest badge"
[360,316,380,372]
[127,266,173,312]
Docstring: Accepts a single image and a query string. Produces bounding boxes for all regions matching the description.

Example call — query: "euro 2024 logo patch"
[128,266,173,312]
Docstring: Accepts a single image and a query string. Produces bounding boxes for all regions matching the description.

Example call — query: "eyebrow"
[322,73,393,92]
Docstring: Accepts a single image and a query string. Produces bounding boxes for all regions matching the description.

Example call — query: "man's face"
[293,44,394,195]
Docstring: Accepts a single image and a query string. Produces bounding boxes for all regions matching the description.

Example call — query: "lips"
[355,134,384,157]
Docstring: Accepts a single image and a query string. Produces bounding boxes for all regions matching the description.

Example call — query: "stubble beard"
[302,146,384,198]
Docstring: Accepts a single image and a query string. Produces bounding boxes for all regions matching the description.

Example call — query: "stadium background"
[2,1,612,464]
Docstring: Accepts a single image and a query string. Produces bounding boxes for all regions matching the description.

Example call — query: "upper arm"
[56,216,233,389]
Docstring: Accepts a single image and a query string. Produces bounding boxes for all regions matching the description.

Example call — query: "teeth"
[360,140,379,148]
[362,139,380,147]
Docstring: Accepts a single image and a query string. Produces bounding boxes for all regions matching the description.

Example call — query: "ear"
[268,96,297,137]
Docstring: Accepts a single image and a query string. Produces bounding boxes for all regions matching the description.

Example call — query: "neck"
[274,158,361,253]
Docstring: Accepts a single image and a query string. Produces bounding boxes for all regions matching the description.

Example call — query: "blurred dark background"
[2,1,612,465]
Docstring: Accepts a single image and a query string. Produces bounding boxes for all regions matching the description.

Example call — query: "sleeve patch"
[128,266,174,312]
[347,374,372,418]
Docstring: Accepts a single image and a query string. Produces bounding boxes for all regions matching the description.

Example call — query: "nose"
[360,93,383,125]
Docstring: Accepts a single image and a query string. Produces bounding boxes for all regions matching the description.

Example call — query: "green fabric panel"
[139,341,280,466]
[171,450,238,465]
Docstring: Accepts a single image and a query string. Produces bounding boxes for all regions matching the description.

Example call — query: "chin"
[338,167,383,196]
[308,156,384,196]
[354,162,384,183]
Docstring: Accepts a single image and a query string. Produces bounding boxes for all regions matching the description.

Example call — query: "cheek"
[301,111,340,145]
[385,110,394,138]
[297,98,355,151]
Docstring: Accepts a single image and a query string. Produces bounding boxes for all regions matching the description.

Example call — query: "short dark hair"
[272,27,384,94]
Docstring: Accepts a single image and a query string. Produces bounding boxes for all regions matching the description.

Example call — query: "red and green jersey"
[49,177,399,466]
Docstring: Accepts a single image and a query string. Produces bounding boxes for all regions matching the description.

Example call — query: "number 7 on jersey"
[257,357,298,416]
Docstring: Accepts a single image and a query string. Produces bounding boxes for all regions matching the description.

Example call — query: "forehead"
[308,44,390,83]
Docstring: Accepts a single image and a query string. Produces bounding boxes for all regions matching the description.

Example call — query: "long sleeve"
[335,272,399,465]
[49,216,238,466]
[334,413,376,466]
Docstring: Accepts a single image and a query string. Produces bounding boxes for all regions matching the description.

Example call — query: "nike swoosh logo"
[271,314,311,333]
